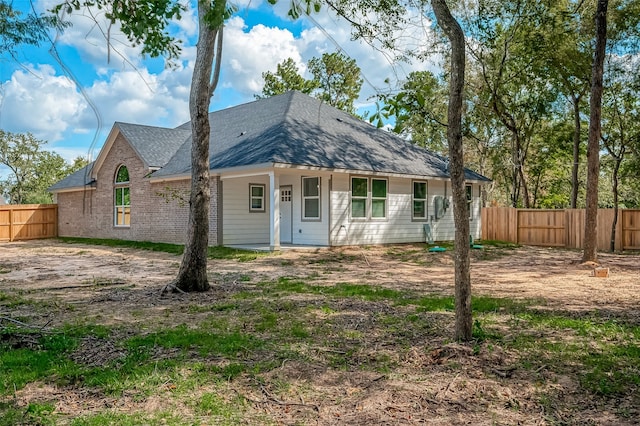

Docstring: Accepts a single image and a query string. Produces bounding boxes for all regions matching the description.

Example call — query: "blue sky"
[0,0,438,170]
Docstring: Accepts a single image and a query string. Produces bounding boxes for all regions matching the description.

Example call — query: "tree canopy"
[0,1,65,56]
[0,130,88,204]
[258,52,363,114]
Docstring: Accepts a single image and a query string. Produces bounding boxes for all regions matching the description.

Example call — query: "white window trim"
[301,176,321,221]
[249,183,266,213]
[371,178,388,220]
[466,184,473,220]
[350,176,388,221]
[350,176,368,220]
[114,165,130,227]
[412,180,428,221]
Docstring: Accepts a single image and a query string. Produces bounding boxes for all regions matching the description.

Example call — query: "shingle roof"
[48,162,96,192]
[115,123,190,168]
[155,91,490,182]
[51,91,490,192]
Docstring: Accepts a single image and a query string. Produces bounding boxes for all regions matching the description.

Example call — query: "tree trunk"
[511,134,519,207]
[172,3,221,292]
[610,157,621,252]
[582,0,608,263]
[517,155,530,208]
[571,95,582,209]
[431,0,472,341]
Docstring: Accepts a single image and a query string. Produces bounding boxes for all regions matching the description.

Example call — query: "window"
[371,179,387,219]
[413,181,428,220]
[351,177,368,218]
[350,177,388,220]
[114,165,130,226]
[249,184,265,212]
[466,184,473,220]
[302,177,320,220]
[281,188,291,202]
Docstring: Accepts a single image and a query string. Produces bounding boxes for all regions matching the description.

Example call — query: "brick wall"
[57,134,220,245]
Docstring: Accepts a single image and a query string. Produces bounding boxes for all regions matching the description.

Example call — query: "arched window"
[114,165,130,226]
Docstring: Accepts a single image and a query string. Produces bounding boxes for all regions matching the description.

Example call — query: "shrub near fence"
[482,207,640,251]
[0,204,58,242]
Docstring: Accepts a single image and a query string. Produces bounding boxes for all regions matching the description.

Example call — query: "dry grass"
[1,240,639,425]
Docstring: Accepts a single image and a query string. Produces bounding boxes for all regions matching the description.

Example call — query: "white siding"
[278,172,331,246]
[221,171,331,246]
[470,183,482,240]
[222,176,270,245]
[330,174,483,245]
[428,180,455,241]
[222,170,483,247]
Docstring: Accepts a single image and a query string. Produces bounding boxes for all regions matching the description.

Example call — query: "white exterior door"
[280,186,292,243]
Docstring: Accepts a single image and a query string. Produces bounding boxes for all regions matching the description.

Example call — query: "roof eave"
[273,163,490,183]
[49,185,96,194]
[149,161,491,183]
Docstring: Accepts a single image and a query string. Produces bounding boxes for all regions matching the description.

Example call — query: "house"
[50,91,491,250]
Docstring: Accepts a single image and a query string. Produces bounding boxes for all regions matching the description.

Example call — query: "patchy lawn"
[1,239,639,425]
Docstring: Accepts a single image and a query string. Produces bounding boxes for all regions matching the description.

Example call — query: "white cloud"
[0,56,194,149]
[296,8,440,102]
[83,71,182,127]
[171,2,199,39]
[0,64,86,141]
[37,0,146,71]
[1,1,442,164]
[216,7,440,107]
[221,17,305,96]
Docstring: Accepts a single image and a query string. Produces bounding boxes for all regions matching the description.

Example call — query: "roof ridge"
[116,122,189,132]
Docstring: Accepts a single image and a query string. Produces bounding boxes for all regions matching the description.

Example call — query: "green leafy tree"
[374,71,448,153]
[526,119,575,208]
[537,0,593,209]
[258,52,363,114]
[466,0,560,208]
[308,52,363,113]
[318,0,472,340]
[599,67,640,251]
[0,130,88,204]
[0,1,65,56]
[431,0,472,341]
[582,0,609,263]
[57,0,230,292]
[257,58,318,98]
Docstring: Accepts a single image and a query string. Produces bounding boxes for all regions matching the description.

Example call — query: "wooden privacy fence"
[0,204,58,242]
[482,207,640,251]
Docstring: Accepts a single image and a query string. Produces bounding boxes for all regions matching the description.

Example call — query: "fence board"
[622,210,640,250]
[0,209,10,241]
[481,207,516,242]
[517,209,565,247]
[482,207,639,252]
[0,205,57,242]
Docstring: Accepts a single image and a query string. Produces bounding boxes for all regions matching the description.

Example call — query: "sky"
[0,0,440,169]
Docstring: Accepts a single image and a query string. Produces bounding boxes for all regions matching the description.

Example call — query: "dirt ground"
[2,239,638,323]
[1,239,639,425]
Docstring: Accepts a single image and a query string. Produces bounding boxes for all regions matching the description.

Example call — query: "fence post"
[564,209,568,248]
[54,205,58,238]
[513,208,519,244]
[9,207,14,242]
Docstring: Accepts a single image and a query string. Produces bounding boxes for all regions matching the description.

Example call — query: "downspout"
[217,178,223,246]
[328,174,333,246]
